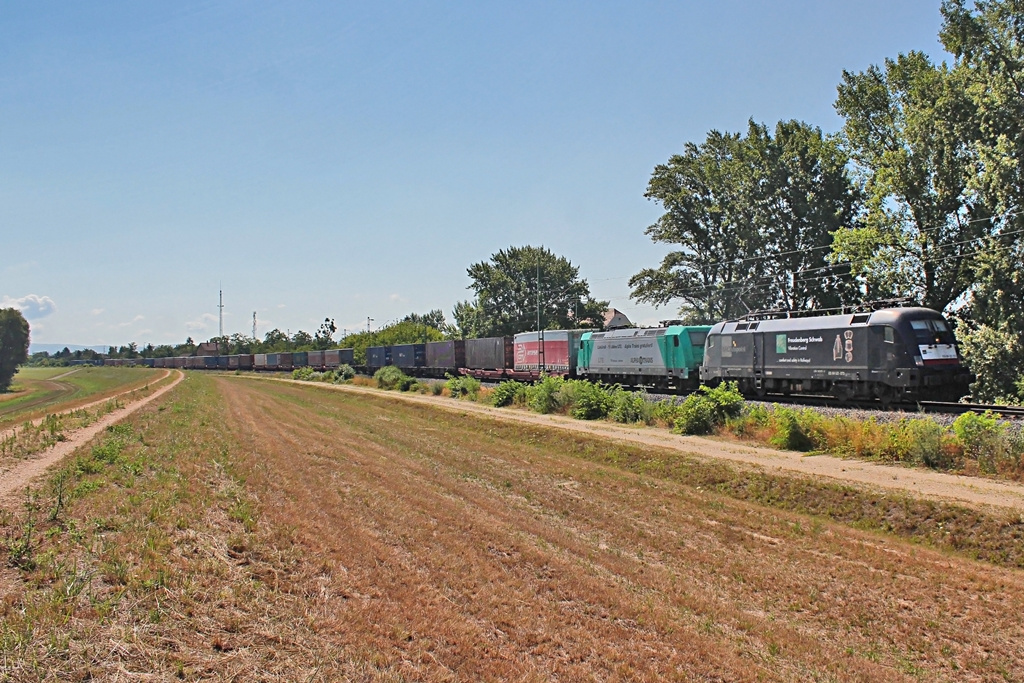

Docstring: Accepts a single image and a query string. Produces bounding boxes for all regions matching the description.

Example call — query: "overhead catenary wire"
[609,234,1024,307]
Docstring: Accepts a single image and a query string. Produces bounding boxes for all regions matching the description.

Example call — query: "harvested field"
[2,373,1024,680]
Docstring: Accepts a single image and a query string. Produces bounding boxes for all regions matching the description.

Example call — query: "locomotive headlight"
[914,354,924,367]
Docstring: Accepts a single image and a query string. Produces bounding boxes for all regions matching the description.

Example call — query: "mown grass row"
[295,368,1024,482]
[0,376,270,679]
[287,373,1024,569]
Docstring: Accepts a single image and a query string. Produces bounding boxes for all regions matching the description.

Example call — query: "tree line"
[629,0,1024,403]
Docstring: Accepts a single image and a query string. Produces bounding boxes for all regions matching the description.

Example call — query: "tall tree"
[833,51,993,311]
[462,246,607,337]
[940,0,1024,400]
[0,308,30,392]
[630,120,861,323]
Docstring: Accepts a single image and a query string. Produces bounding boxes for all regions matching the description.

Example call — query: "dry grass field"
[2,373,1024,681]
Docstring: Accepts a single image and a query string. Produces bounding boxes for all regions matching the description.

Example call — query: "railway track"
[918,401,1024,418]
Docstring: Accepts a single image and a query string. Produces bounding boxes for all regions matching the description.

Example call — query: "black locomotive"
[700,307,974,403]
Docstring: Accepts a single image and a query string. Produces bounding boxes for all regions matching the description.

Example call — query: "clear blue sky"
[1,1,947,349]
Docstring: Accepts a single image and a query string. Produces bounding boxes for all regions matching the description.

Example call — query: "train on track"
[105,305,975,404]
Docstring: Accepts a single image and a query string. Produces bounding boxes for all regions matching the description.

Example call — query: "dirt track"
[0,370,183,503]
[255,377,1024,512]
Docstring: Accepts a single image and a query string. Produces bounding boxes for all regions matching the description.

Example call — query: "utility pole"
[367,317,374,333]
[218,285,224,338]
[537,251,545,374]
[252,311,257,340]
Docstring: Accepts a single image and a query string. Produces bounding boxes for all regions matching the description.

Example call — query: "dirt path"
[250,376,1024,512]
[47,368,81,381]
[0,370,184,503]
[0,369,174,442]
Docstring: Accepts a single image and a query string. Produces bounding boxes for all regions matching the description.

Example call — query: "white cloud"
[117,315,145,328]
[1,294,56,320]
[91,308,105,316]
[185,313,218,332]
[389,293,407,303]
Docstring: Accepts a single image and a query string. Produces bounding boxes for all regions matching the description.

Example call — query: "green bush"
[609,388,648,424]
[430,381,444,396]
[672,382,745,435]
[374,365,408,390]
[446,373,481,400]
[952,411,1005,472]
[292,366,315,381]
[526,375,565,414]
[767,407,817,451]
[674,394,717,435]
[571,382,613,420]
[491,380,526,407]
[650,399,682,425]
[334,364,356,382]
[398,375,419,392]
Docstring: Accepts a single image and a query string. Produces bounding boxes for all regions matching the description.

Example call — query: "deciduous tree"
[630,120,861,322]
[0,308,30,392]
[462,246,607,337]
[833,51,993,311]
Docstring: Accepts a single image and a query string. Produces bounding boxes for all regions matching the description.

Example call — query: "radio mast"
[252,311,257,340]
[218,285,224,338]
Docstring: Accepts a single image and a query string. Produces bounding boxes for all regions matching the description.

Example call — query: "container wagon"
[512,330,590,379]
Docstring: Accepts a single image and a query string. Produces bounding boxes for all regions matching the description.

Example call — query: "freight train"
[104,306,974,403]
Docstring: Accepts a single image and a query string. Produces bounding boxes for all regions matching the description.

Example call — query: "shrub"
[491,380,526,408]
[397,375,419,392]
[430,382,444,396]
[526,375,565,414]
[292,367,315,381]
[952,411,1006,473]
[571,382,613,420]
[674,394,717,435]
[609,388,648,424]
[650,399,682,426]
[374,366,408,390]
[672,383,745,435]
[767,407,817,451]
[446,374,481,400]
[334,364,356,381]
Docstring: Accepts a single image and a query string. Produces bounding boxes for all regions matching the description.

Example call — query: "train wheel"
[831,382,854,403]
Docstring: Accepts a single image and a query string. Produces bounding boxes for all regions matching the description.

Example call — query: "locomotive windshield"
[910,319,955,345]
[688,331,708,347]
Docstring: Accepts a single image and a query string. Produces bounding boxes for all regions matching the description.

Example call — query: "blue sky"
[2,1,947,349]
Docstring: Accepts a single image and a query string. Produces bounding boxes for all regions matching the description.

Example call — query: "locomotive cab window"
[688,331,708,347]
[884,327,894,343]
[673,336,679,347]
[910,319,954,344]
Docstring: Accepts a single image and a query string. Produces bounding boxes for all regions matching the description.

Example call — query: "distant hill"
[29,343,109,355]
